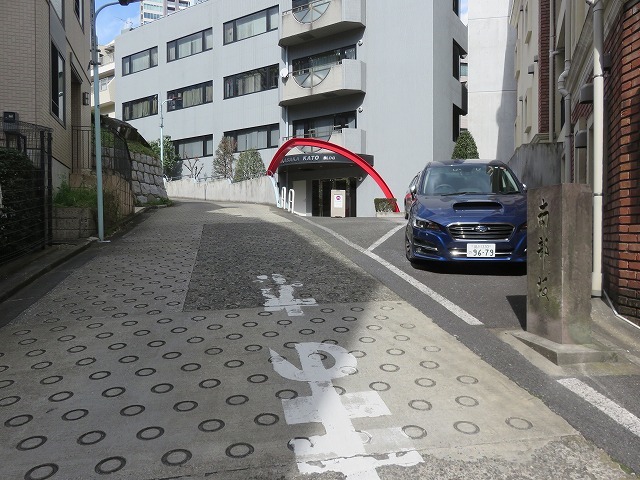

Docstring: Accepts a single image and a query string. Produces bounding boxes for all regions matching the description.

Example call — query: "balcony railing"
[280,0,366,46]
[292,0,331,23]
[280,59,365,106]
[283,127,366,154]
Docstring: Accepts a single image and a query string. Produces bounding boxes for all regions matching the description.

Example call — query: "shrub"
[0,148,43,258]
[54,181,96,208]
[374,198,398,212]
[452,130,479,159]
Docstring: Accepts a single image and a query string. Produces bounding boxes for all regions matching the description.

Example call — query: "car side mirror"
[410,184,417,198]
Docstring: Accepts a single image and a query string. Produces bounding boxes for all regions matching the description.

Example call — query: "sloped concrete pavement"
[0,200,634,479]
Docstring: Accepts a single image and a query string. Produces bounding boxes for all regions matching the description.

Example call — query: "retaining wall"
[165,177,276,205]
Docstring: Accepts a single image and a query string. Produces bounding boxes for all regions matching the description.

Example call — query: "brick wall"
[0,1,92,173]
[538,0,550,134]
[602,1,640,324]
[0,2,37,120]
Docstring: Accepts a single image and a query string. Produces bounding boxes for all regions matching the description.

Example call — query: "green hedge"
[0,148,43,259]
[374,198,398,212]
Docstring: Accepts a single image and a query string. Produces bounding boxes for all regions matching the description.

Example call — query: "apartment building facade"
[92,42,116,118]
[0,0,93,185]
[510,0,640,325]
[140,0,196,25]
[115,0,468,217]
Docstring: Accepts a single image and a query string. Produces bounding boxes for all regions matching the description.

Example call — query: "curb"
[0,240,95,304]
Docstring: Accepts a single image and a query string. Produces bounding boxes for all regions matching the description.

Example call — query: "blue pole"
[91,0,140,241]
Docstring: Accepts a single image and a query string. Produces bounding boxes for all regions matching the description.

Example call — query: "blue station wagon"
[405,159,527,263]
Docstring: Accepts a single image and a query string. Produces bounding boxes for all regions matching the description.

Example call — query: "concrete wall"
[166,176,276,205]
[508,142,562,189]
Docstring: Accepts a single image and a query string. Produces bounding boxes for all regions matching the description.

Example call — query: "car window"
[421,165,521,195]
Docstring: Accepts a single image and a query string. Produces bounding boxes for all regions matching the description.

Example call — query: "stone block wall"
[52,207,96,241]
[130,152,168,205]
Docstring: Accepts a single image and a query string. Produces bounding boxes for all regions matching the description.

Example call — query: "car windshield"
[420,164,521,196]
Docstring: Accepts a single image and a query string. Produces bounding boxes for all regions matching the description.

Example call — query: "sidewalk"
[0,200,637,479]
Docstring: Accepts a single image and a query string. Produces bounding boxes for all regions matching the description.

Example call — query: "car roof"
[426,159,507,168]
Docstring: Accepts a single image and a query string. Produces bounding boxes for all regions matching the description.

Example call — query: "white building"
[91,42,116,118]
[467,0,516,161]
[140,0,196,25]
[116,0,468,216]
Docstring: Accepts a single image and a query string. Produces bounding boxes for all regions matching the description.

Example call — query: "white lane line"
[301,218,483,325]
[367,224,406,252]
[558,377,640,437]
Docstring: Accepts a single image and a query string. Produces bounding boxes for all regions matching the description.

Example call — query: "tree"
[150,135,180,177]
[233,149,265,182]
[182,156,203,180]
[213,137,236,181]
[451,130,479,159]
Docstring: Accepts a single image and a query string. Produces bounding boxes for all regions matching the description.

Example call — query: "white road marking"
[300,218,484,325]
[367,224,406,251]
[271,342,423,479]
[256,274,317,316]
[558,377,640,437]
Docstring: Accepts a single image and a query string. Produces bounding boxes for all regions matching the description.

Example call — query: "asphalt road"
[0,200,638,479]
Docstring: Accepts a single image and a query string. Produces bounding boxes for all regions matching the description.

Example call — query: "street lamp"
[91,0,140,241]
[159,96,175,178]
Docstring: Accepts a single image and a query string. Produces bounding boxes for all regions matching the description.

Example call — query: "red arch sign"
[267,137,399,212]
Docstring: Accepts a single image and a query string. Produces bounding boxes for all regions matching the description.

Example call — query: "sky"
[95,0,140,45]
[96,0,469,45]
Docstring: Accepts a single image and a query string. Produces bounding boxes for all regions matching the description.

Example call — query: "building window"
[453,41,466,80]
[99,75,114,91]
[51,43,65,123]
[223,6,278,44]
[123,95,158,121]
[293,111,356,139]
[453,105,463,141]
[74,0,83,26]
[174,135,214,158]
[225,124,279,152]
[292,45,356,74]
[143,12,161,20]
[167,28,213,62]
[224,65,278,99]
[51,0,63,21]
[122,47,158,76]
[167,81,213,110]
[453,0,459,16]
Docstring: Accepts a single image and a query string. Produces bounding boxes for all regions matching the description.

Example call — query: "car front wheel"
[405,234,416,262]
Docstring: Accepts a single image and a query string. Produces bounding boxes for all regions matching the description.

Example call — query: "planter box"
[375,211,404,218]
[52,207,96,241]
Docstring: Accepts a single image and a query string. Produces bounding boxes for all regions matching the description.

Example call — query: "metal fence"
[0,120,53,266]
[72,121,134,232]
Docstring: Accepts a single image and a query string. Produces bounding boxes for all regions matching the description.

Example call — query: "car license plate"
[467,243,496,258]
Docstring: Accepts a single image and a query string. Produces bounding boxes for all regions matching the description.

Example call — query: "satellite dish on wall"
[280,67,289,79]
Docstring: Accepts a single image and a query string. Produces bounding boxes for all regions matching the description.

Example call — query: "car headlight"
[412,216,440,231]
